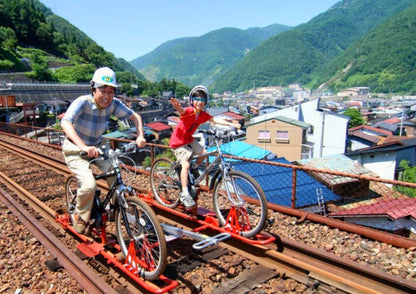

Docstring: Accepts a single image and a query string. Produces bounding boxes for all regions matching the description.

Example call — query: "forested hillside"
[0,0,141,82]
[131,24,291,86]
[210,0,416,93]
[310,2,416,93]
[3,0,416,96]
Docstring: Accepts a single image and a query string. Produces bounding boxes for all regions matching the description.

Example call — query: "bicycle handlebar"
[80,141,137,159]
[198,128,244,139]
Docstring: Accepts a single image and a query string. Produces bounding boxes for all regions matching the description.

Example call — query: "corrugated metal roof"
[349,131,380,143]
[298,154,378,185]
[329,198,416,220]
[102,130,131,139]
[222,111,245,120]
[145,121,171,131]
[208,140,271,160]
[349,125,392,136]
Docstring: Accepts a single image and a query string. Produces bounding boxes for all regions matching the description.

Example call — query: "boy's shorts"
[173,140,205,164]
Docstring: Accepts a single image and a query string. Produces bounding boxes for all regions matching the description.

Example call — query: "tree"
[54,64,95,83]
[121,83,134,96]
[175,84,191,99]
[0,26,18,51]
[397,160,416,198]
[25,51,54,81]
[343,108,364,128]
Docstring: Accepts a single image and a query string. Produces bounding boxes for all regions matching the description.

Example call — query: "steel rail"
[0,139,173,293]
[2,136,416,292]
[0,182,118,294]
[155,207,416,294]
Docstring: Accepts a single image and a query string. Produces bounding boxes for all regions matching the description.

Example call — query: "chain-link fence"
[1,122,415,240]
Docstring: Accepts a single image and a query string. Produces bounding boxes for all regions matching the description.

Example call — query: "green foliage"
[4,0,416,99]
[143,156,152,167]
[25,50,55,81]
[312,2,416,94]
[121,83,134,96]
[159,138,176,161]
[397,160,416,198]
[0,26,18,51]
[0,0,142,84]
[342,108,365,128]
[54,64,95,83]
[209,0,416,93]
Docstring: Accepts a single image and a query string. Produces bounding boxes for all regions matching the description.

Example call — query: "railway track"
[1,135,416,293]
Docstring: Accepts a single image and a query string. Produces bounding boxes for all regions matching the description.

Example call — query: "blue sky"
[40,0,339,61]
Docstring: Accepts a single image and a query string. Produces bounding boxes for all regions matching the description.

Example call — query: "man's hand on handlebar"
[81,146,100,158]
[135,135,146,148]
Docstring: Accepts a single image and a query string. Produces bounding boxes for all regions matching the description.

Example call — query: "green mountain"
[130,24,291,86]
[310,2,416,93]
[210,0,416,93]
[0,0,143,82]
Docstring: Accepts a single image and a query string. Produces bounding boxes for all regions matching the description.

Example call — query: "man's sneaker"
[180,191,196,209]
[73,214,87,234]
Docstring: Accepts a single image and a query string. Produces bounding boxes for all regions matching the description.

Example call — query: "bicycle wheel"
[212,170,267,238]
[150,157,181,208]
[64,176,78,225]
[115,196,167,281]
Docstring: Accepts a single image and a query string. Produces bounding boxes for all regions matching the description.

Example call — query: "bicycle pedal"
[184,206,198,215]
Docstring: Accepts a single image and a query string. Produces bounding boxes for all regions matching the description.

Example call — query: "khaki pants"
[173,140,205,165]
[62,139,115,222]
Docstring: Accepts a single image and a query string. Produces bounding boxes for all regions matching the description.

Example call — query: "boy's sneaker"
[180,191,196,209]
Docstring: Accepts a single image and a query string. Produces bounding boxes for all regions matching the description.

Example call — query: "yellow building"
[246,116,311,162]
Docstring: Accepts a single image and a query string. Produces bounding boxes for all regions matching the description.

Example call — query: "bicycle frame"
[89,146,137,239]
[189,130,238,194]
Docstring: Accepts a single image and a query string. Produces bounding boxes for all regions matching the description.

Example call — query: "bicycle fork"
[222,168,245,207]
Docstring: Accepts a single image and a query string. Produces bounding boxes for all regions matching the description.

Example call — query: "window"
[301,145,312,160]
[275,130,289,142]
[258,130,271,143]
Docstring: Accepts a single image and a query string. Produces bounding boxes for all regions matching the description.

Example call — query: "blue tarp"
[233,158,340,208]
[207,140,271,160]
[208,141,340,208]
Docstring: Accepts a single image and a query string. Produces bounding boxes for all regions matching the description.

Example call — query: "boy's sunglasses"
[193,97,206,102]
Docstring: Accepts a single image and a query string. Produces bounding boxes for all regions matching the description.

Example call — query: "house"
[329,198,416,236]
[249,99,349,160]
[246,115,312,161]
[337,87,370,97]
[214,111,245,128]
[346,138,416,181]
[372,116,416,136]
[348,125,393,151]
[38,99,69,116]
[144,121,172,142]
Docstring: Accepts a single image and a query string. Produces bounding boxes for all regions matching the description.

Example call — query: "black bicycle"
[150,128,268,238]
[65,141,167,281]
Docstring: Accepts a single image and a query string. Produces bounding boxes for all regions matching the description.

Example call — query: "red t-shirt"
[169,106,212,148]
